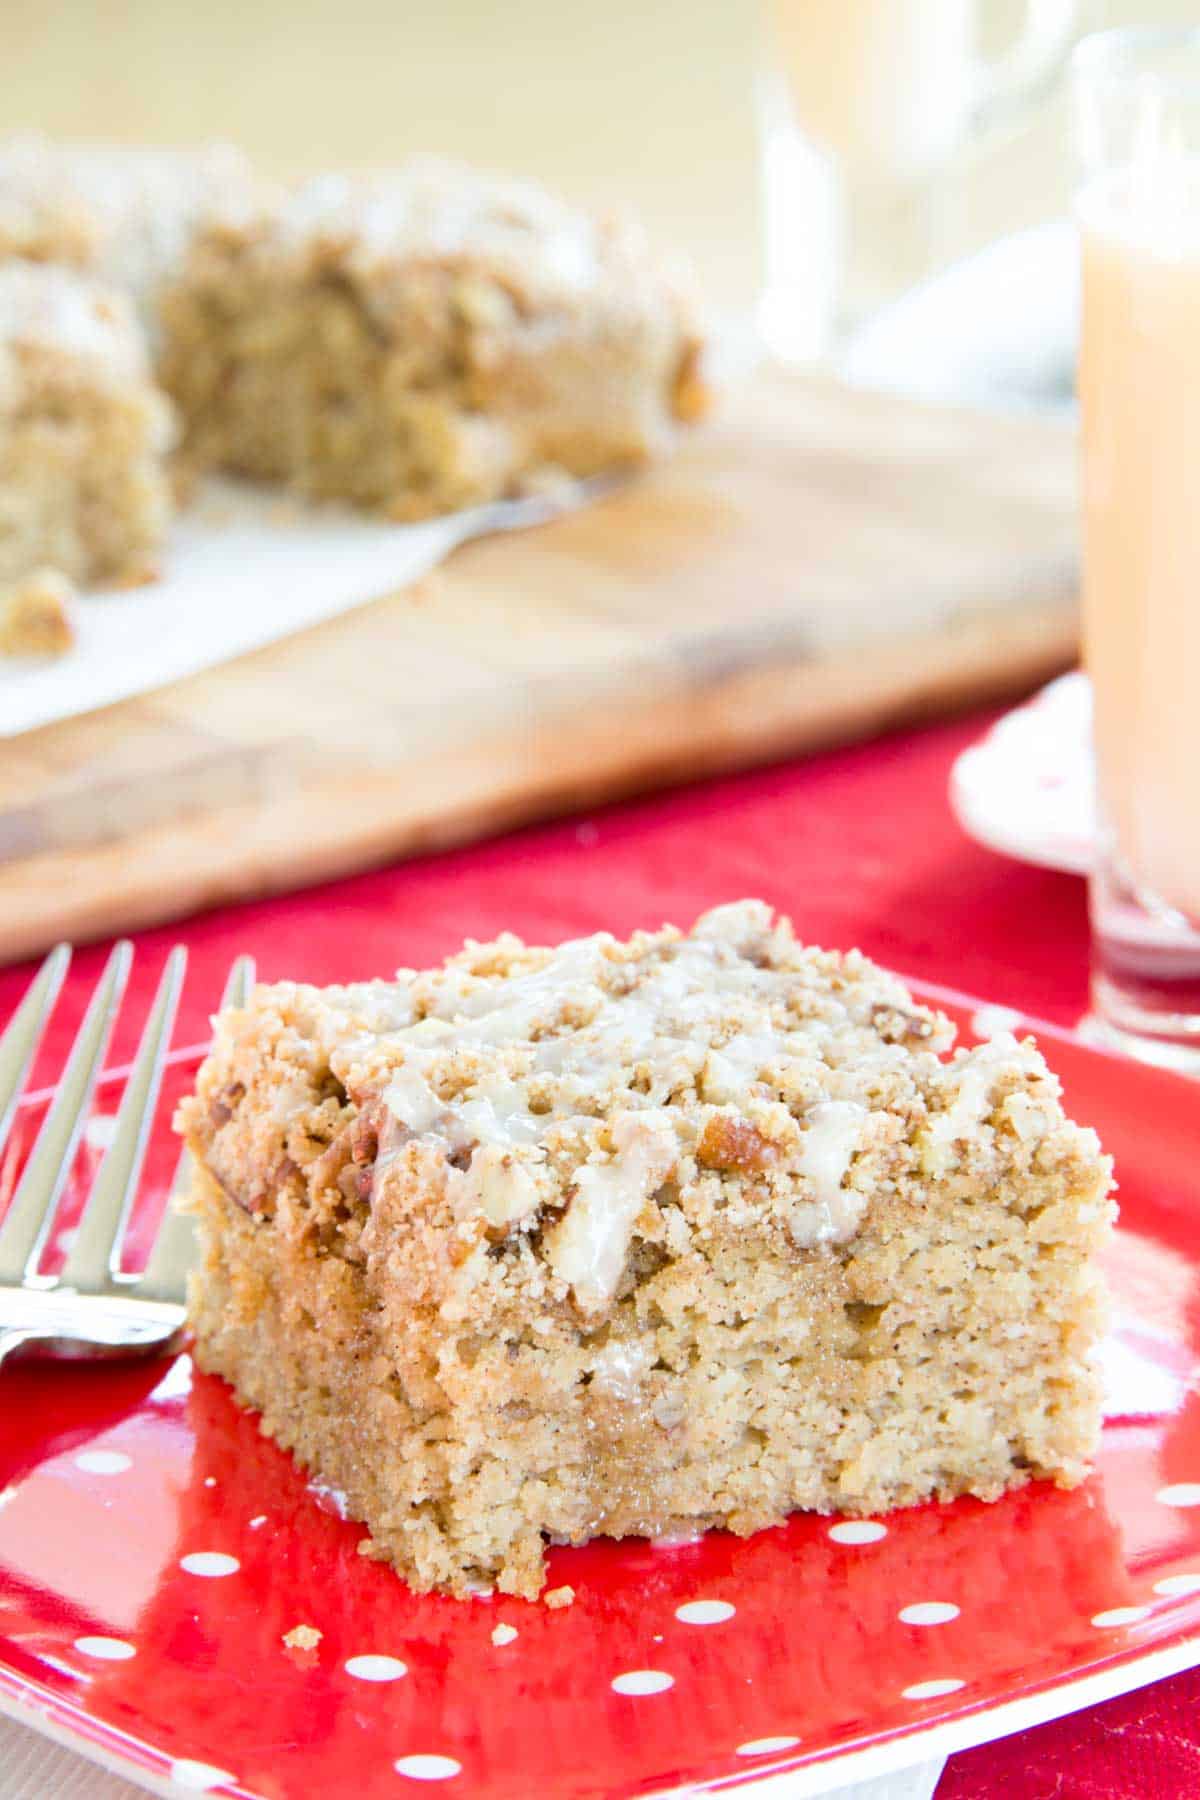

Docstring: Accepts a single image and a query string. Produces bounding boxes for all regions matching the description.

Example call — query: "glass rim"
[1071,25,1200,96]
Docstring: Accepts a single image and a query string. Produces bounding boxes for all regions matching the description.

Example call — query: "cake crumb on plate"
[544,1586,575,1610]
[282,1624,322,1650]
[0,568,76,658]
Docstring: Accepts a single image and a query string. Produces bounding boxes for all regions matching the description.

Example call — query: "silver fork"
[0,945,253,1368]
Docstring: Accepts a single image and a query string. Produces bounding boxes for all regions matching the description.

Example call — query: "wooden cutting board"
[0,368,1078,964]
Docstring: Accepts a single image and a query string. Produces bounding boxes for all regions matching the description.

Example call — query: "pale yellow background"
[0,0,1194,325]
[0,0,764,313]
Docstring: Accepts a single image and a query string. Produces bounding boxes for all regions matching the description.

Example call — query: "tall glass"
[1074,29,1200,1072]
[766,0,1079,338]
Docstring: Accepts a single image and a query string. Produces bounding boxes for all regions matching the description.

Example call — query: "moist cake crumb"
[282,1624,322,1650]
[491,1622,519,1646]
[177,899,1115,1599]
[543,1586,576,1610]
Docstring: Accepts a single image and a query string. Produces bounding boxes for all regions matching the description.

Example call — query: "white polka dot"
[84,1113,118,1150]
[829,1521,887,1545]
[394,1755,462,1781]
[903,1679,966,1700]
[611,1669,674,1696]
[74,1636,135,1661]
[345,1654,407,1681]
[169,1761,235,1793]
[180,1552,240,1578]
[736,1736,801,1757]
[1157,1484,1200,1508]
[898,1602,960,1627]
[74,1450,132,1476]
[203,1476,217,1488]
[675,1600,735,1625]
[970,1005,1022,1040]
[1091,1606,1152,1629]
[491,1624,518,1646]
[1154,1574,1200,1598]
[248,1515,267,1529]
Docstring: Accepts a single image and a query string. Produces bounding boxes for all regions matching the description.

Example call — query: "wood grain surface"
[0,369,1079,964]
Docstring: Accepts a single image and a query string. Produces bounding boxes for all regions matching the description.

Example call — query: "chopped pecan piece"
[870,1005,935,1046]
[697,1114,781,1174]
[208,1080,245,1129]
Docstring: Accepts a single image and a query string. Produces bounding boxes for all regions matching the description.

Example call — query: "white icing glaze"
[381,1062,445,1137]
[791,1100,869,1247]
[543,1110,678,1312]
[691,897,774,949]
[271,161,604,295]
[379,910,837,1158]
[360,902,948,1301]
[0,260,146,369]
[701,1032,797,1102]
[0,135,258,316]
[447,1143,542,1229]
[1004,1090,1052,1144]
[924,1032,1041,1172]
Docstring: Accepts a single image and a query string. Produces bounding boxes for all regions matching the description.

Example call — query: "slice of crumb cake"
[176,901,1114,1599]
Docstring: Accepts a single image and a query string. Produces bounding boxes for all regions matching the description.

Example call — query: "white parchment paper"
[0,479,580,740]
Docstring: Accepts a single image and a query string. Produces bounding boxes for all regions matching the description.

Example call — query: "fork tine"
[61,947,187,1293]
[0,944,71,1153]
[140,953,256,1304]
[0,941,132,1285]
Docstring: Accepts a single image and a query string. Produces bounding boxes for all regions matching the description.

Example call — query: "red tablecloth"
[2,704,1196,1798]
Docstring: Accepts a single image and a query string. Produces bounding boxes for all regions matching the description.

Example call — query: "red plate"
[1,987,1199,1800]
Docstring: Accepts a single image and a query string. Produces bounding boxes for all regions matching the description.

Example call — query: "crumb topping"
[296,899,962,1310]
[202,158,680,313]
[0,260,149,373]
[182,901,1111,1328]
[0,135,260,312]
[183,899,1111,1331]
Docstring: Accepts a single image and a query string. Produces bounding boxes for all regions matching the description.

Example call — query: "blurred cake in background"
[0,261,173,600]
[0,141,707,653]
[159,162,707,519]
[0,136,262,325]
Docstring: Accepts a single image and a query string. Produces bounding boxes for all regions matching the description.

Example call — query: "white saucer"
[950,672,1096,876]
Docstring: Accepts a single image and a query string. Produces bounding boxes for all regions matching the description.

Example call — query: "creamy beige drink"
[1073,27,1200,1063]
[1079,171,1200,929]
